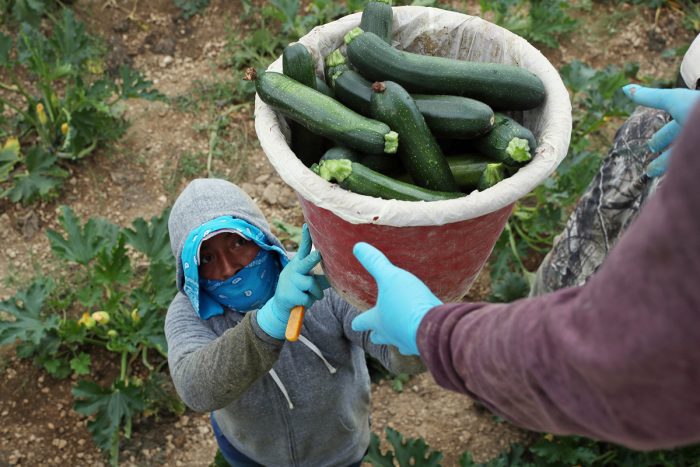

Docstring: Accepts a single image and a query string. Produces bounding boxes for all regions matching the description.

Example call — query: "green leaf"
[46,206,120,265]
[3,147,67,204]
[489,271,530,303]
[42,356,71,379]
[0,145,21,182]
[123,209,173,264]
[118,66,165,101]
[49,9,99,71]
[0,32,12,67]
[70,352,92,376]
[0,278,58,347]
[272,219,302,246]
[94,235,132,285]
[173,0,210,19]
[364,432,395,467]
[73,380,145,463]
[365,428,443,466]
[11,0,46,26]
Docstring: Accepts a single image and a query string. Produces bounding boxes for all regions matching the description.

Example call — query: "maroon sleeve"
[417,103,700,451]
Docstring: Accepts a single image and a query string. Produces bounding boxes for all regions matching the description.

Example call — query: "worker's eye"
[232,236,250,248]
[200,253,214,265]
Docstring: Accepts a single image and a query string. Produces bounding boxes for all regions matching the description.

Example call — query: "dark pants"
[210,413,365,467]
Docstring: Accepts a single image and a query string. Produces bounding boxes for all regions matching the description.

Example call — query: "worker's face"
[199,232,260,281]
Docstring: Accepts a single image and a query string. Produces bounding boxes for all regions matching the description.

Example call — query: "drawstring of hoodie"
[267,335,337,410]
[268,369,294,409]
[298,335,337,374]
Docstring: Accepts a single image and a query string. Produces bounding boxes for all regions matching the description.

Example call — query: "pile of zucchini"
[248,0,545,202]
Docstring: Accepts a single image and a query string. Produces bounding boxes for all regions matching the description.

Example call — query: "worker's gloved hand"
[622,84,700,178]
[351,242,442,356]
[257,224,324,339]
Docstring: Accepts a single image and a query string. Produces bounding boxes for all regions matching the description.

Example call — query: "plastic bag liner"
[254,6,572,310]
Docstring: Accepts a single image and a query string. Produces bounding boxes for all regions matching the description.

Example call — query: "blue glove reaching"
[351,242,442,356]
[622,84,700,178]
[257,224,325,339]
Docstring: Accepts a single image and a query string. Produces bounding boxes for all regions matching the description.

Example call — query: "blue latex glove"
[622,84,700,178]
[257,224,325,339]
[350,242,442,356]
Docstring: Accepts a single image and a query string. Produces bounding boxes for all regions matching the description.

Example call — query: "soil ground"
[0,0,694,465]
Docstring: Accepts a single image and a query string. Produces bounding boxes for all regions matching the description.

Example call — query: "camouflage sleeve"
[531,106,669,296]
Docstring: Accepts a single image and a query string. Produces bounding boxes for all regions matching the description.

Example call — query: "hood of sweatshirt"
[168,178,287,295]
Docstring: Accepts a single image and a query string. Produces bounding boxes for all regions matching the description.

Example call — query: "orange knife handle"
[285,306,305,341]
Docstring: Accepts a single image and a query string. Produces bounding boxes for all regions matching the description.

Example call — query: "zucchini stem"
[318,159,353,182]
[477,163,505,190]
[325,49,347,68]
[384,130,399,154]
[344,27,364,45]
[506,137,532,162]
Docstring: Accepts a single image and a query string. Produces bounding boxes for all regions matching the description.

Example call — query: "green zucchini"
[332,69,373,115]
[247,68,398,155]
[411,94,494,138]
[282,43,316,88]
[360,0,393,44]
[315,77,334,97]
[477,162,505,191]
[328,55,495,138]
[321,146,401,174]
[445,154,506,190]
[345,28,546,110]
[324,49,351,87]
[316,159,462,202]
[282,43,325,166]
[446,154,494,188]
[370,81,458,192]
[473,113,537,166]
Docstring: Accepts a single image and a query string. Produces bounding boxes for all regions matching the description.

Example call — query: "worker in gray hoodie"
[164,178,423,467]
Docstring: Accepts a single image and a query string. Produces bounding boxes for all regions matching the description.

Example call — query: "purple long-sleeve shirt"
[417,102,700,451]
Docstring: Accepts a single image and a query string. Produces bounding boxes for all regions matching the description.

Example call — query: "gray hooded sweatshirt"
[165,178,424,466]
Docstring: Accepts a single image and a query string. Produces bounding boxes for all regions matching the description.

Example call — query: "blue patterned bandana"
[200,249,279,312]
[181,216,288,320]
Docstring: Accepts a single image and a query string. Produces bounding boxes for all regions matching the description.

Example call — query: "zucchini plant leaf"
[364,432,396,467]
[49,9,98,71]
[70,352,92,376]
[2,147,67,204]
[11,0,46,26]
[365,428,443,467]
[0,278,58,347]
[94,235,132,286]
[0,144,21,182]
[118,66,165,101]
[0,32,12,67]
[489,271,531,303]
[72,380,145,463]
[123,209,173,264]
[47,206,120,265]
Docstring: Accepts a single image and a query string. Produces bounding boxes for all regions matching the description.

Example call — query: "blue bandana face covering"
[200,249,280,312]
[181,216,288,320]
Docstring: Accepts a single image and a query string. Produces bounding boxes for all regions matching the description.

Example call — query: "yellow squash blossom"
[91,311,110,325]
[78,312,96,329]
[36,103,47,125]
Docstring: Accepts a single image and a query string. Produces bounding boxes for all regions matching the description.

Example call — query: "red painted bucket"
[301,198,513,309]
[255,7,572,310]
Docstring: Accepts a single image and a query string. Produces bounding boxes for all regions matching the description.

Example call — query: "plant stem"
[120,350,128,383]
